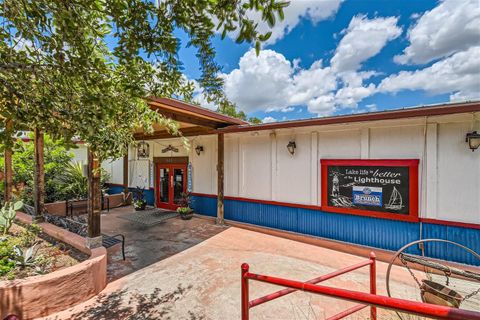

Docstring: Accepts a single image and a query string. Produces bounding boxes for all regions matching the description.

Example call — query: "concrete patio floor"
[100,206,227,281]
[39,214,439,320]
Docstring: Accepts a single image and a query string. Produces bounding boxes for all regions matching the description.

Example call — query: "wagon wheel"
[386,239,480,319]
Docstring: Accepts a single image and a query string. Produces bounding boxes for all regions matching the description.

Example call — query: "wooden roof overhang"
[134,97,248,140]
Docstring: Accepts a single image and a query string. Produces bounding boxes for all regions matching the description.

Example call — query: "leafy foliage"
[177,206,193,214]
[1,0,288,159]
[0,136,73,204]
[133,186,147,209]
[55,161,110,200]
[0,237,16,276]
[178,191,192,208]
[0,201,22,234]
[216,98,262,124]
[54,162,88,200]
[0,221,39,277]
[12,243,38,268]
[0,138,109,204]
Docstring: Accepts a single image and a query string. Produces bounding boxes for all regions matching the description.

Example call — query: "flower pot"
[180,212,194,220]
[134,202,147,211]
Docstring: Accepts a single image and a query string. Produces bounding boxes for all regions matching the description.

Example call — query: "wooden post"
[217,133,225,225]
[33,128,45,221]
[87,149,102,247]
[3,119,13,203]
[122,152,131,205]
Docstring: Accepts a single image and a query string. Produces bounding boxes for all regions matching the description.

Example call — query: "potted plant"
[177,192,194,220]
[133,186,147,211]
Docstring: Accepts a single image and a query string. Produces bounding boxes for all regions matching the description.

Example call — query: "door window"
[173,168,185,204]
[159,167,169,203]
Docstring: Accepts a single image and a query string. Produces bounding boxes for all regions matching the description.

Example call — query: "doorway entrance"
[155,158,188,210]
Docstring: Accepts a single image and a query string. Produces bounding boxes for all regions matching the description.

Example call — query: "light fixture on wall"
[137,141,150,159]
[287,140,296,155]
[195,145,204,156]
[466,131,480,152]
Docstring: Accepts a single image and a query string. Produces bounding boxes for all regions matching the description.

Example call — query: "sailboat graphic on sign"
[385,186,403,210]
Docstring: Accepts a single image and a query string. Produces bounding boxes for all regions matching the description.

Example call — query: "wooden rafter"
[156,109,224,128]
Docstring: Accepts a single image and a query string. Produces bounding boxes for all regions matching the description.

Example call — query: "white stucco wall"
[70,144,88,163]
[110,111,479,224]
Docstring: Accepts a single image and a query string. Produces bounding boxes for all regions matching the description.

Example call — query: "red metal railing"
[241,252,480,320]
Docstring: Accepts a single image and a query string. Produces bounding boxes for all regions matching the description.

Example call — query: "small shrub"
[0,237,16,276]
[177,207,193,214]
[178,192,192,208]
[133,186,147,209]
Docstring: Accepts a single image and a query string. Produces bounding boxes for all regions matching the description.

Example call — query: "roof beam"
[154,108,224,128]
[134,126,215,140]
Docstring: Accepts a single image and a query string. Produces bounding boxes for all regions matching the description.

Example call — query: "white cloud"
[395,0,480,65]
[220,14,403,117]
[222,49,293,111]
[331,15,402,72]
[262,116,277,123]
[241,1,343,45]
[196,9,477,118]
[221,49,340,116]
[334,84,376,108]
[379,46,480,100]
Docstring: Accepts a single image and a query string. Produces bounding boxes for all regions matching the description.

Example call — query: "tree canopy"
[216,98,261,124]
[1,0,288,158]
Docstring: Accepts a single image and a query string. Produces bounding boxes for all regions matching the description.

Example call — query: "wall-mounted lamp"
[137,141,150,159]
[287,140,296,155]
[466,131,480,152]
[195,145,204,156]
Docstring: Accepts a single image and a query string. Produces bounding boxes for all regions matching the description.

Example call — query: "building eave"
[218,101,480,134]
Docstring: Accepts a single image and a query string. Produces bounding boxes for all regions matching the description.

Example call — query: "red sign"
[321,159,419,222]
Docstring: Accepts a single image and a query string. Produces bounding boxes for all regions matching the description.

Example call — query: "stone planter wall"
[0,212,107,319]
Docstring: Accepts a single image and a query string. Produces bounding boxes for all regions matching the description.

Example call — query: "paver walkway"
[41,223,431,320]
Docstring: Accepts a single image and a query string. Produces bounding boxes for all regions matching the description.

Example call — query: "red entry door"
[156,163,187,210]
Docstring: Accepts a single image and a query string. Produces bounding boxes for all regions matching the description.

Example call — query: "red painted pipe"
[249,258,373,308]
[325,304,367,320]
[241,263,250,320]
[244,272,480,320]
[369,252,377,320]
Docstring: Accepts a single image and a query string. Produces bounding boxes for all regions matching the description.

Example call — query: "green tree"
[0,135,72,204]
[216,98,262,124]
[0,137,108,204]
[0,0,289,158]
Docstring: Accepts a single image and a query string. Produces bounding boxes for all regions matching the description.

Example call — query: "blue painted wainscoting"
[191,195,480,266]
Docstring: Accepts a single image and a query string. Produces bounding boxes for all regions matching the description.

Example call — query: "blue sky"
[179,0,480,122]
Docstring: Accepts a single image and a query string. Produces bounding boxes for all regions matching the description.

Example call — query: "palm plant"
[56,162,88,200]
